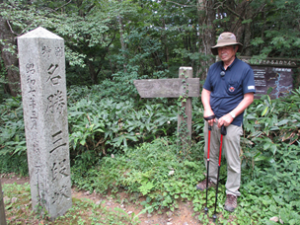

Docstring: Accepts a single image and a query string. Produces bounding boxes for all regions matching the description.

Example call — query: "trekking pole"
[203,115,215,215]
[212,125,227,222]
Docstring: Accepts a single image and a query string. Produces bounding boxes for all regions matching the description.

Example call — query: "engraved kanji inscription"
[51,184,70,204]
[55,46,63,57]
[46,90,65,114]
[51,159,68,181]
[49,130,67,154]
[47,64,61,85]
[41,45,51,58]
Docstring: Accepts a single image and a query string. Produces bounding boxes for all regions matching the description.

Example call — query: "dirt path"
[1,174,202,225]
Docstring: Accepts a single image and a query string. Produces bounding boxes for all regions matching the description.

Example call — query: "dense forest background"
[1,1,300,224]
[1,0,300,97]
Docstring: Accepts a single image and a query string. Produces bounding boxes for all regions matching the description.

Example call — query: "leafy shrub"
[73,137,206,213]
[0,96,28,175]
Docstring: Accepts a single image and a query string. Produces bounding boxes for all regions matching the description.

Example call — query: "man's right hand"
[204,110,216,127]
[201,89,215,127]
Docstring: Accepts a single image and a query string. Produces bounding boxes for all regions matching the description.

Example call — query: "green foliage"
[67,85,178,157]
[75,137,205,214]
[0,96,28,175]
[1,85,300,223]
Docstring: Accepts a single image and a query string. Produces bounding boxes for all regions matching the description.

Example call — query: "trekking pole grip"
[221,125,227,136]
[204,115,216,131]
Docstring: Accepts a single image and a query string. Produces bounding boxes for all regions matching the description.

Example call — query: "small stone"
[270,216,279,222]
[121,204,125,208]
[106,202,112,206]
[128,211,133,215]
[3,196,10,204]
[168,170,174,176]
[96,200,102,205]
[166,211,173,217]
[168,218,172,222]
[11,197,18,203]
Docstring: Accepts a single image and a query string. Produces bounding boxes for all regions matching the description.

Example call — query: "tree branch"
[223,5,245,21]
[165,0,195,7]
[44,0,72,17]
[6,20,18,36]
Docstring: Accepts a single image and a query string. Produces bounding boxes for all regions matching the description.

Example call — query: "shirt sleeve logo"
[248,86,255,90]
[229,86,235,92]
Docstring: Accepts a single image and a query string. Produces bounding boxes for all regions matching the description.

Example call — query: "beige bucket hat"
[211,32,243,55]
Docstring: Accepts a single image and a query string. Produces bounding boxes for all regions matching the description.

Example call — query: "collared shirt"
[203,57,256,126]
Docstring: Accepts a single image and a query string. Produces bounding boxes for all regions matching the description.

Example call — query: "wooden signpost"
[0,179,7,225]
[134,67,200,145]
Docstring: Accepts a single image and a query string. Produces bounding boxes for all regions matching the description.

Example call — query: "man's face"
[217,45,238,64]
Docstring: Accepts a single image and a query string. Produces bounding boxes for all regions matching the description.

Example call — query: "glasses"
[220,71,225,77]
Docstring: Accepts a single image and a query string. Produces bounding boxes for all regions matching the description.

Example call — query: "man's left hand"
[218,114,234,128]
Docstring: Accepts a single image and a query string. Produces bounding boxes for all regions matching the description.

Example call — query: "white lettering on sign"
[273,68,291,72]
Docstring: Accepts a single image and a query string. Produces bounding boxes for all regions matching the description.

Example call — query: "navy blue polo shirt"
[203,57,256,126]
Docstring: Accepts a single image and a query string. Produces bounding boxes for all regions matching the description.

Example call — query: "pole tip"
[204,207,208,214]
[212,214,217,222]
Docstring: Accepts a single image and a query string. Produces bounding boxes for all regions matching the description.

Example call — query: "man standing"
[197,32,256,212]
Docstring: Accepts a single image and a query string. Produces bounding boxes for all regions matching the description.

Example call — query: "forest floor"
[1,173,211,225]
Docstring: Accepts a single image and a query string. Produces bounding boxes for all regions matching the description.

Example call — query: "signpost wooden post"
[0,179,7,225]
[134,67,200,146]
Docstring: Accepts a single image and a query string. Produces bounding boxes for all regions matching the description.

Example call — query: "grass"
[2,182,141,225]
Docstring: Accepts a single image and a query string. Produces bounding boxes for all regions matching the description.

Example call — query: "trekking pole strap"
[204,115,216,121]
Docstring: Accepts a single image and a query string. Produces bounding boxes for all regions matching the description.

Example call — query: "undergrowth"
[1,85,300,224]
[2,182,140,224]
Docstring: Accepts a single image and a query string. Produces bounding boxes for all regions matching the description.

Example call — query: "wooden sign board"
[134,67,200,146]
[240,57,298,99]
[134,78,200,98]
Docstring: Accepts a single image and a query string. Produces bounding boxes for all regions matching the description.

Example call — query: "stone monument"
[0,179,7,225]
[18,27,72,220]
[134,67,199,145]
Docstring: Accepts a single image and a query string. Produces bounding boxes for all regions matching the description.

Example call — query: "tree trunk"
[161,17,169,66]
[243,7,252,56]
[118,16,127,73]
[196,0,216,81]
[0,15,20,96]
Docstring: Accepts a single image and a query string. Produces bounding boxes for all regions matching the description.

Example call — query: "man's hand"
[217,113,234,128]
[201,89,216,127]
[204,109,216,127]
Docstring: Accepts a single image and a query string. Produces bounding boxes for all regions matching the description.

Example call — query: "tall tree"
[0,0,20,96]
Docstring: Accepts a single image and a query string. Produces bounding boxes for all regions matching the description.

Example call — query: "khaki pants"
[203,120,243,196]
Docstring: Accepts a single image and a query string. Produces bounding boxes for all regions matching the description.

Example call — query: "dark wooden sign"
[134,67,200,143]
[240,57,298,99]
[0,179,7,225]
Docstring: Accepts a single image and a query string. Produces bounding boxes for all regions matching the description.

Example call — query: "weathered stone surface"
[134,78,199,98]
[0,179,7,225]
[18,27,71,220]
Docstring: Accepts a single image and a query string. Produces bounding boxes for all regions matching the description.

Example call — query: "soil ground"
[1,173,203,225]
